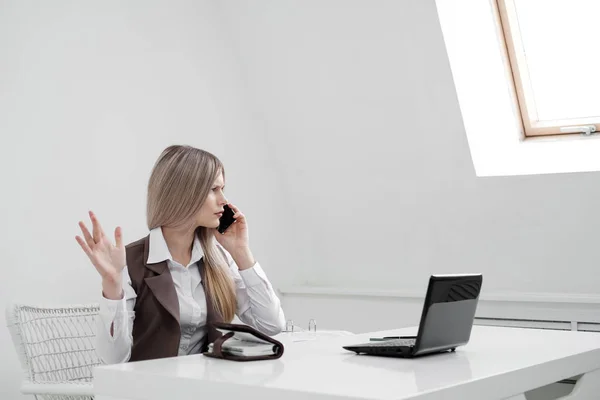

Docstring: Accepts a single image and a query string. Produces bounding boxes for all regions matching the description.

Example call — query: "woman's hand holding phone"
[214,203,255,270]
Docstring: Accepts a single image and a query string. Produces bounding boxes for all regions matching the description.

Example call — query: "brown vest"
[124,235,223,362]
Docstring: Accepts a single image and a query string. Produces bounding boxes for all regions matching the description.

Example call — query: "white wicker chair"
[5,302,102,400]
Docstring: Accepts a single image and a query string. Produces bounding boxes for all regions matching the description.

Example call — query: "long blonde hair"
[147,145,236,322]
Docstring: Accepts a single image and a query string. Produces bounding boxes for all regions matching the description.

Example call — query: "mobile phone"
[217,204,236,234]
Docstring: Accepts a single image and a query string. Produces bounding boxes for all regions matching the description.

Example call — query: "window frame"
[495,0,600,138]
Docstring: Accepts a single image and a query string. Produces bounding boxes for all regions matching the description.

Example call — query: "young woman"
[76,145,286,363]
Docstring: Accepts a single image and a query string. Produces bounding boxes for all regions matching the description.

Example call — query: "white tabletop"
[94,325,600,400]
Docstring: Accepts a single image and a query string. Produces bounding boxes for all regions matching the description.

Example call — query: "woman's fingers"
[234,211,245,222]
[79,221,95,248]
[89,211,105,243]
[114,226,123,248]
[228,204,244,221]
[75,235,92,257]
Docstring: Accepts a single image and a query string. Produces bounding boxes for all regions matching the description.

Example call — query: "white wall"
[219,0,600,301]
[0,1,293,398]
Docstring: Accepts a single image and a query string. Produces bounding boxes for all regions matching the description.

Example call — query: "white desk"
[93,325,600,400]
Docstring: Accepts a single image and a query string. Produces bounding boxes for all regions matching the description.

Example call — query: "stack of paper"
[208,340,278,357]
[208,329,279,356]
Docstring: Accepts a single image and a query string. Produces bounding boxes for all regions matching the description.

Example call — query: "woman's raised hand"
[76,211,126,292]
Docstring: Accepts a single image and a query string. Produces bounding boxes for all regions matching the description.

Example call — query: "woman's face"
[195,171,228,228]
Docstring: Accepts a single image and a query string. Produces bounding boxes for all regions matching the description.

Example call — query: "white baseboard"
[278,285,600,304]
[278,286,600,331]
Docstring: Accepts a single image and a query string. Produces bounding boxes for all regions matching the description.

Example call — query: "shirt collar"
[147,227,204,266]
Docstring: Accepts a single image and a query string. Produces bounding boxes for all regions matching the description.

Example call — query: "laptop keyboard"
[362,338,416,347]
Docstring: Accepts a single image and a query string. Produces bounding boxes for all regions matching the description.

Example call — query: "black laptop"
[343,274,483,358]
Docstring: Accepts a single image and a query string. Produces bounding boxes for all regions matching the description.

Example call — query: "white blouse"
[95,227,286,364]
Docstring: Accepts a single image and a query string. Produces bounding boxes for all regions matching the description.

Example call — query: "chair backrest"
[6,303,102,385]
